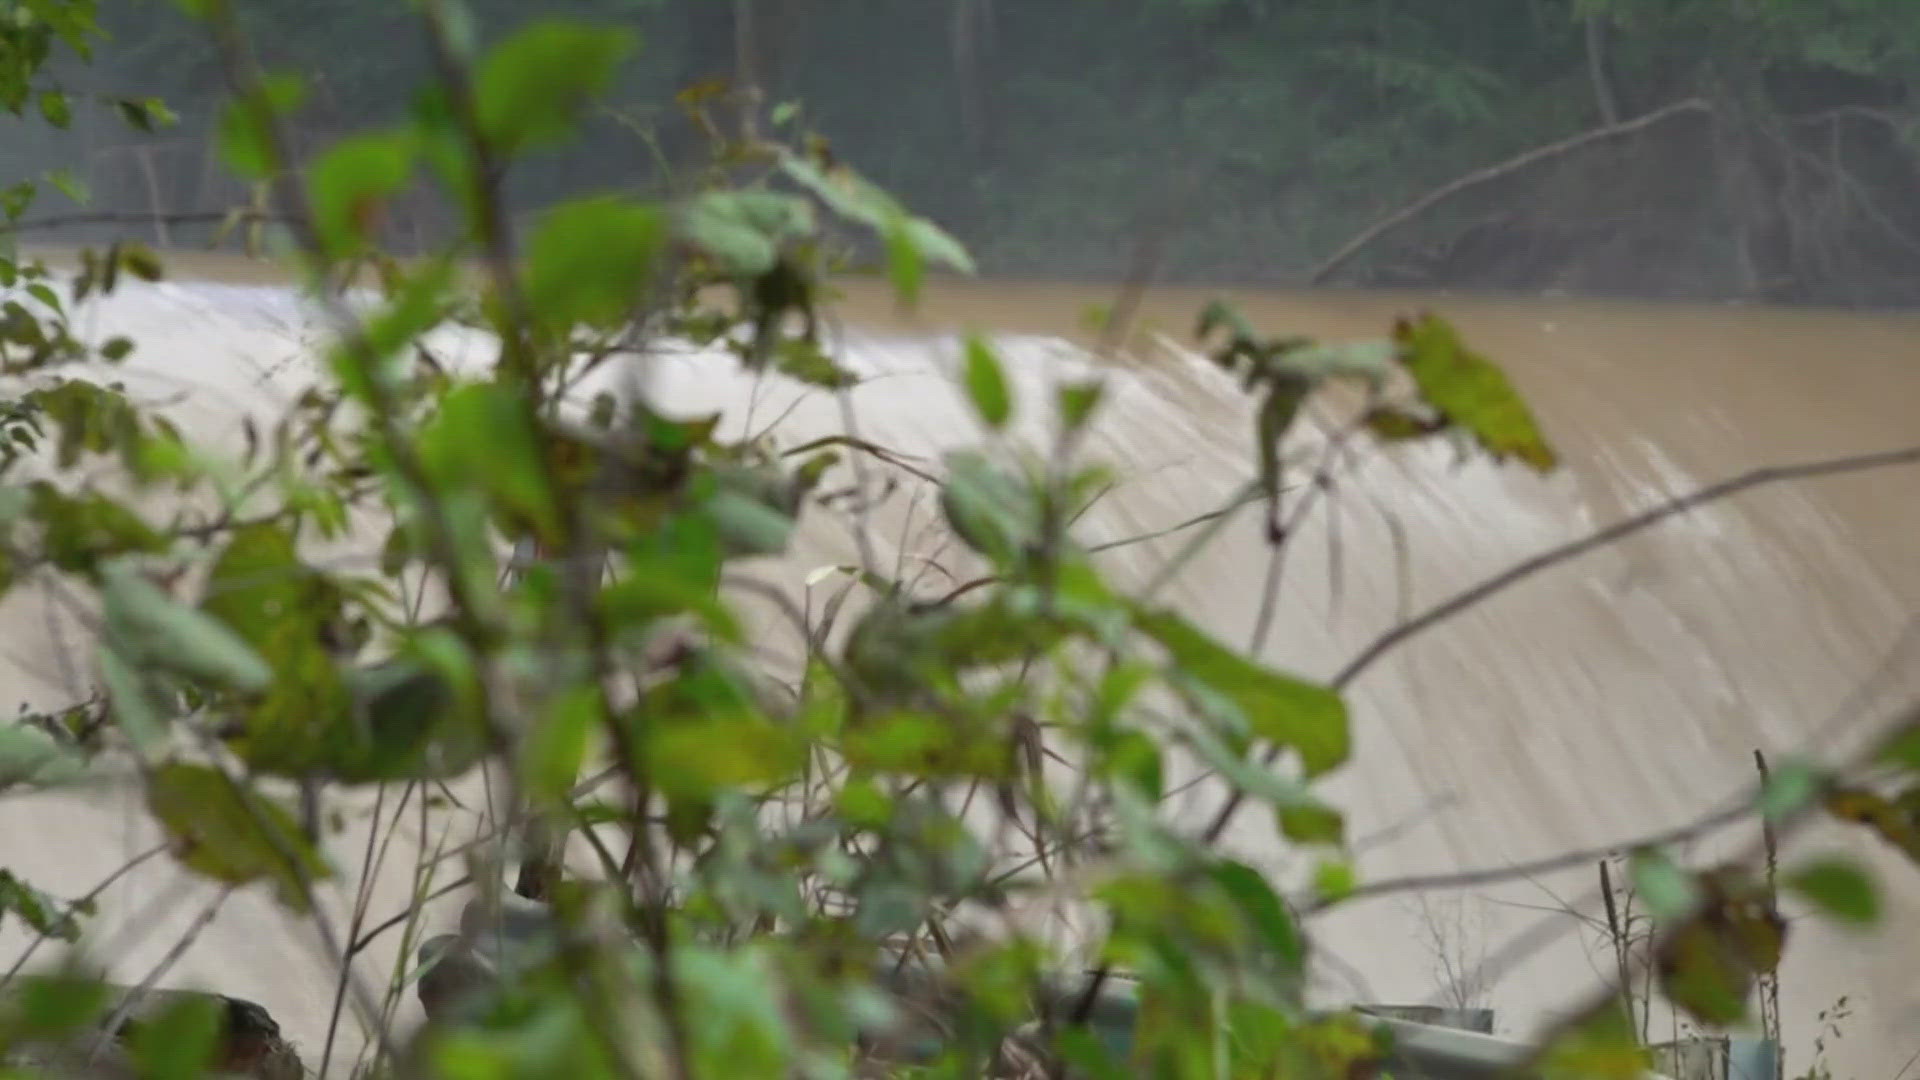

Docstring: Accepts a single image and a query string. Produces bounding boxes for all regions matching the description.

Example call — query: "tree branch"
[1330,442,1920,694]
[1308,98,1712,285]
[1303,793,1757,915]
[1511,698,1920,1075]
[4,209,291,235]
[1199,441,1920,847]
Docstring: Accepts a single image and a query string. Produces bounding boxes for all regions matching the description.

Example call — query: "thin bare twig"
[87,886,235,1067]
[1512,700,1920,1074]
[1331,442,1920,695]
[0,843,169,987]
[4,209,291,235]
[1200,441,1920,849]
[1309,98,1712,284]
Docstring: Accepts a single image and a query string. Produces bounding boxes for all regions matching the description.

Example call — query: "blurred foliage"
[0,1,1907,1079]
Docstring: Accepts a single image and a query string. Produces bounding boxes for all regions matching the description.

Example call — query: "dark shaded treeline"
[35,0,1920,306]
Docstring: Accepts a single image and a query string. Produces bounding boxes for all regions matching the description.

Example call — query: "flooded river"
[0,251,1915,1077]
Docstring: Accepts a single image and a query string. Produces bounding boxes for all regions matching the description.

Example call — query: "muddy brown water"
[0,250,1916,1077]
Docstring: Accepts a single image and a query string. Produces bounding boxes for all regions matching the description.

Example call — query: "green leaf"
[673,946,795,1076]
[962,334,1011,429]
[1057,379,1105,434]
[35,89,68,129]
[522,685,597,804]
[1182,721,1321,811]
[883,210,923,305]
[100,559,272,694]
[326,652,485,784]
[1785,857,1879,926]
[1879,724,1920,771]
[1134,608,1348,776]
[145,763,332,910]
[1535,1005,1653,1080]
[1628,850,1699,919]
[1102,727,1163,801]
[780,155,897,230]
[96,646,168,757]
[43,168,87,206]
[675,191,814,277]
[218,72,305,180]
[706,489,794,558]
[0,870,87,942]
[0,724,84,788]
[1364,405,1445,442]
[840,709,1008,781]
[524,194,665,331]
[900,215,974,276]
[6,969,112,1043]
[1662,917,1759,1025]
[127,991,222,1080]
[114,96,176,133]
[97,336,134,361]
[117,243,163,283]
[773,338,856,389]
[939,450,1039,565]
[1277,802,1345,845]
[780,156,975,276]
[833,778,891,828]
[1275,339,1397,386]
[1209,860,1304,966]
[642,661,806,798]
[333,258,456,401]
[1394,313,1557,472]
[1313,859,1356,903]
[1758,757,1824,823]
[309,129,417,256]
[475,21,637,154]
[201,522,323,653]
[419,381,559,545]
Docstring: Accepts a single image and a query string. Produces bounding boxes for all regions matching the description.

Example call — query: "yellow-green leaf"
[474,21,637,154]
[1394,313,1556,472]
[1785,857,1880,926]
[1277,802,1345,845]
[522,685,598,803]
[419,382,559,545]
[1535,1005,1652,1080]
[217,73,305,180]
[201,522,333,654]
[128,991,223,1080]
[524,194,666,331]
[146,763,331,911]
[962,334,1012,430]
[1134,608,1348,776]
[308,129,417,257]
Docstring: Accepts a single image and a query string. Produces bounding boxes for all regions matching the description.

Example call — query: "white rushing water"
[0,271,1916,1076]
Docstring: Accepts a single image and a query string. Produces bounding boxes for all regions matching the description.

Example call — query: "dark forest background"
[20,0,1920,307]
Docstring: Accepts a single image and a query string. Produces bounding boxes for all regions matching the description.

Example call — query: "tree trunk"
[1584,14,1621,125]
[733,0,763,141]
[951,0,994,160]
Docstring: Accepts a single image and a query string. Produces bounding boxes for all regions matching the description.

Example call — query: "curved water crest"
[0,261,1914,1076]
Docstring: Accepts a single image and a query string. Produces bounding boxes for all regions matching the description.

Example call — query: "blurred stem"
[733,0,762,142]
[412,3,691,1073]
